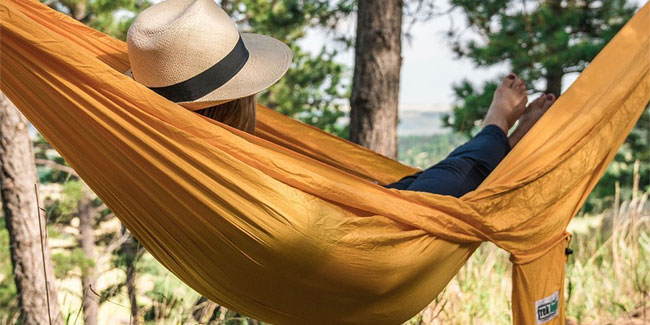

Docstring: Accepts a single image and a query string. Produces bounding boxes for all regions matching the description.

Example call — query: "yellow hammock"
[1,0,649,323]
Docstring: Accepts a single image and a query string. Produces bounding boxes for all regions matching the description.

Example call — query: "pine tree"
[0,93,63,324]
[349,0,403,159]
[443,0,647,208]
[220,0,355,137]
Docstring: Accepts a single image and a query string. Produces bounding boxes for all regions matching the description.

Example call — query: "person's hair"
[194,95,257,134]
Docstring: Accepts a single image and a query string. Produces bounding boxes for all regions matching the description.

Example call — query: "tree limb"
[35,158,79,177]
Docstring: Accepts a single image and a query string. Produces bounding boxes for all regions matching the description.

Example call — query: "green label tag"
[535,291,559,324]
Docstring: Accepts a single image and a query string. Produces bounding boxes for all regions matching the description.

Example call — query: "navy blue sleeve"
[384,124,510,197]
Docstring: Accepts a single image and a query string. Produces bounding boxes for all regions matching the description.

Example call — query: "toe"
[518,96,529,110]
[529,95,545,109]
[522,95,544,114]
[519,83,526,94]
[543,93,555,109]
[513,78,524,89]
[502,73,517,87]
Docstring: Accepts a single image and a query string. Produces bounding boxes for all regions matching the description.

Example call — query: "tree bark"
[545,0,563,97]
[192,296,219,323]
[545,71,563,97]
[349,0,403,159]
[120,227,141,324]
[0,92,63,325]
[125,257,139,325]
[72,1,87,21]
[78,193,98,325]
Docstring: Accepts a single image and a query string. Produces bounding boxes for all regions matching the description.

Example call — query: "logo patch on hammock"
[535,291,559,324]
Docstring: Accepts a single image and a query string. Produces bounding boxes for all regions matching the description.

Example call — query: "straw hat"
[125,0,292,110]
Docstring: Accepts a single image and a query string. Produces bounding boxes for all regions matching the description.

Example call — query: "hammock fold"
[1,0,648,323]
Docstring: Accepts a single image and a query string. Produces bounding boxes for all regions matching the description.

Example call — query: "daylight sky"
[299,0,648,109]
[141,0,646,109]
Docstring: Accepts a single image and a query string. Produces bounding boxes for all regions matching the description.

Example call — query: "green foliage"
[446,0,637,131]
[564,198,650,322]
[34,133,71,184]
[448,0,635,93]
[444,0,647,211]
[398,133,467,169]
[43,0,152,41]
[586,110,650,211]
[59,180,83,215]
[442,80,499,137]
[0,217,19,320]
[222,0,355,137]
[142,278,187,322]
[51,248,95,279]
[264,45,350,137]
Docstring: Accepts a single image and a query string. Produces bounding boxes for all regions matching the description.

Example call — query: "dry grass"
[410,189,649,325]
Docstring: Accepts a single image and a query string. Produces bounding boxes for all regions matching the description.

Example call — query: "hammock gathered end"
[1,0,649,323]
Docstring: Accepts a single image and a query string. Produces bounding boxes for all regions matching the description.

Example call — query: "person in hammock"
[126,0,555,198]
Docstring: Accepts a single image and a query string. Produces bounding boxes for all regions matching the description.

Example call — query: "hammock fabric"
[1,0,649,323]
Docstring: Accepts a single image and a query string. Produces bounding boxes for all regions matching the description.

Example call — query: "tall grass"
[410,185,649,324]
[565,190,649,323]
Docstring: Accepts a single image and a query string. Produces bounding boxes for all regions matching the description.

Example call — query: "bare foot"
[508,93,555,147]
[483,73,528,134]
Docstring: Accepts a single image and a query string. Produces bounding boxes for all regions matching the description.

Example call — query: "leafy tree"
[442,0,647,209]
[35,134,117,325]
[221,0,355,137]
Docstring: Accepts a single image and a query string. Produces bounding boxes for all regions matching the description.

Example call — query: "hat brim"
[124,33,292,110]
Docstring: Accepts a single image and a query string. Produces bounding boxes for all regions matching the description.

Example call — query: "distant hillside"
[398,110,450,135]
[337,104,453,136]
[398,133,467,169]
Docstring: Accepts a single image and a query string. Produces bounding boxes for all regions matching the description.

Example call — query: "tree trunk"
[78,194,98,325]
[120,227,141,324]
[545,0,563,97]
[349,0,403,159]
[545,71,563,97]
[192,296,219,323]
[0,92,63,325]
[126,260,139,325]
[73,1,87,21]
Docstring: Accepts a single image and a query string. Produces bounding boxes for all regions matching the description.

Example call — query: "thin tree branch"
[95,230,130,268]
[90,202,108,217]
[35,158,79,177]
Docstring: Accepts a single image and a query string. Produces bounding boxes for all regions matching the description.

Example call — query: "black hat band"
[148,36,249,103]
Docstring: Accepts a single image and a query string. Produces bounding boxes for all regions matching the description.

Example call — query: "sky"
[145,0,646,109]
[299,0,648,109]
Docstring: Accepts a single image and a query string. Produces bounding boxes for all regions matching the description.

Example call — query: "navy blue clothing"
[384,125,510,197]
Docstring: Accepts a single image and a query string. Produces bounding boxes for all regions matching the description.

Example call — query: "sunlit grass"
[410,191,649,324]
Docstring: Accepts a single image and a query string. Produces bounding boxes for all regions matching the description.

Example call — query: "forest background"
[0,0,648,324]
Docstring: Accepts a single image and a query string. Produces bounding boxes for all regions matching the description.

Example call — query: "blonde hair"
[195,95,257,134]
